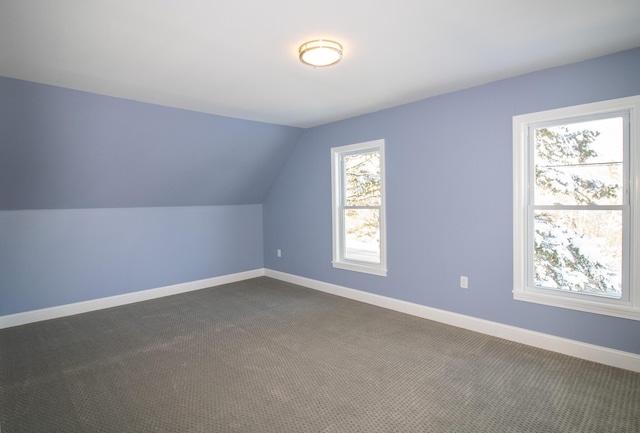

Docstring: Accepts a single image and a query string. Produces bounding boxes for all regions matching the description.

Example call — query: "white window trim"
[331,139,387,277]
[513,95,640,320]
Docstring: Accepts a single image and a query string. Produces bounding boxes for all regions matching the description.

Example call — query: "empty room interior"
[1,1,640,432]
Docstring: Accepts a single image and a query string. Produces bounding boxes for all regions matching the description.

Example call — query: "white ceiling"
[1,0,639,128]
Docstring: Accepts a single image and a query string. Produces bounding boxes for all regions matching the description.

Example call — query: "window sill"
[513,288,640,321]
[333,261,387,277]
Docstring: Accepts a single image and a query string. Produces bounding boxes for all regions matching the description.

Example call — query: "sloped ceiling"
[1,0,639,128]
[0,77,303,209]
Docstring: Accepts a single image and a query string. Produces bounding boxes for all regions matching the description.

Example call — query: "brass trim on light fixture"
[299,40,343,67]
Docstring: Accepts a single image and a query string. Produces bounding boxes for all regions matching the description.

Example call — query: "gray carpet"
[1,277,639,432]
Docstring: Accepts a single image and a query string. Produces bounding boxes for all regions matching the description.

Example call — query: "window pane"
[344,151,380,206]
[533,209,622,298]
[344,209,380,263]
[534,118,624,205]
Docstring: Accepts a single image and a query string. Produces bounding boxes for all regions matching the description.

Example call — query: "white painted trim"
[265,269,640,373]
[0,269,266,329]
[331,139,388,277]
[4,267,638,373]
[512,95,640,321]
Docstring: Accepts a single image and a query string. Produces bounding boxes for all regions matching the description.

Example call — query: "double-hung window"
[331,139,387,276]
[513,96,640,320]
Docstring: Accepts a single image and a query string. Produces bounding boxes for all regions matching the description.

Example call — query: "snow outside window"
[513,96,640,320]
[331,139,387,276]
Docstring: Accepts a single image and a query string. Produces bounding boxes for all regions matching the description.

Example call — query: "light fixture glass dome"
[299,40,343,67]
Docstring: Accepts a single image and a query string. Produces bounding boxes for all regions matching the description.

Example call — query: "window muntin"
[332,140,387,276]
[513,96,640,320]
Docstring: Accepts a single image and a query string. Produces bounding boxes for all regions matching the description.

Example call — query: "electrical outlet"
[460,276,468,289]
[277,249,282,258]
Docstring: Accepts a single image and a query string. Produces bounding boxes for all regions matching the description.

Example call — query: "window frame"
[513,95,640,320]
[331,139,387,276]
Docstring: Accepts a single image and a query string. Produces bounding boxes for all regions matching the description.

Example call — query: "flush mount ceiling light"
[299,40,343,67]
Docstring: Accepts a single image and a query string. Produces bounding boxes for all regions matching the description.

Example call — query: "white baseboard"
[265,269,640,373]
[4,267,638,373]
[0,268,266,329]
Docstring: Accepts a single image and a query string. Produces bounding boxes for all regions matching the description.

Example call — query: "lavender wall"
[0,205,263,316]
[0,78,302,316]
[263,48,640,354]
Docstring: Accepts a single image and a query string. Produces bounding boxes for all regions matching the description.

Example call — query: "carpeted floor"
[1,277,639,432]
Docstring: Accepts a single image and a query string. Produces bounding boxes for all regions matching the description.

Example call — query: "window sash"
[339,151,381,264]
[526,205,629,301]
[341,208,381,264]
[527,112,630,208]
